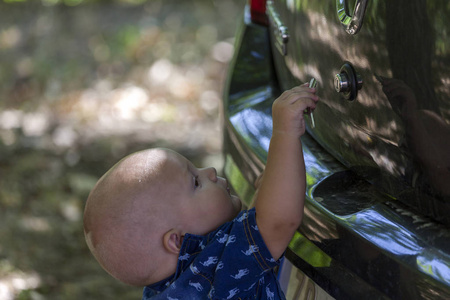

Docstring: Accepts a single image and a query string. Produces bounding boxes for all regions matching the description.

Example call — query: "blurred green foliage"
[0,0,243,299]
[3,0,148,5]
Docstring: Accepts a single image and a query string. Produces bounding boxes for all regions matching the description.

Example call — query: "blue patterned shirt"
[142,208,286,300]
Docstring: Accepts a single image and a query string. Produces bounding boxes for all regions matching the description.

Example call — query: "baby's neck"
[145,255,178,286]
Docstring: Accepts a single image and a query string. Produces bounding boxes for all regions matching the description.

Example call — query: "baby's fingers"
[289,84,316,94]
[283,90,318,106]
[293,97,317,113]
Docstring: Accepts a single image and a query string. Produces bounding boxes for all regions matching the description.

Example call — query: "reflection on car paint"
[271,0,450,224]
[222,2,450,298]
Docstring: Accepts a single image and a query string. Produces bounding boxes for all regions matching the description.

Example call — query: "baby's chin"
[231,194,242,213]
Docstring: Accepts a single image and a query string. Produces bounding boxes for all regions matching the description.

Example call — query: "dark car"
[222,0,450,299]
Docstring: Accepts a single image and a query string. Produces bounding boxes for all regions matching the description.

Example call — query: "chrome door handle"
[336,0,369,35]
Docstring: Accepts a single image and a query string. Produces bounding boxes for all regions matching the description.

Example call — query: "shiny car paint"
[222,1,450,299]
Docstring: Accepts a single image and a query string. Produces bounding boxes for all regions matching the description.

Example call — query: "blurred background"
[0,0,243,299]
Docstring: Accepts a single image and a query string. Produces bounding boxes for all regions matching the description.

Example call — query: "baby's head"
[83,148,241,286]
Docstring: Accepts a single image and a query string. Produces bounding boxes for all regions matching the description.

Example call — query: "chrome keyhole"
[334,62,363,101]
[334,73,350,93]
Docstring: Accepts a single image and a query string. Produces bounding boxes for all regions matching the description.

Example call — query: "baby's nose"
[205,167,217,182]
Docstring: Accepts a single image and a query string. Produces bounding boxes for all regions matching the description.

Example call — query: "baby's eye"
[194,176,200,188]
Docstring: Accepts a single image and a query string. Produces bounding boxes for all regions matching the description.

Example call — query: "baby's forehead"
[119,149,180,174]
[124,149,190,187]
[156,151,190,180]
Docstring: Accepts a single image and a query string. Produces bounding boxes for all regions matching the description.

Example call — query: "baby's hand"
[272,83,319,138]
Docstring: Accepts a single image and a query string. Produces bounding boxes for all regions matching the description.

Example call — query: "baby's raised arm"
[255,83,318,260]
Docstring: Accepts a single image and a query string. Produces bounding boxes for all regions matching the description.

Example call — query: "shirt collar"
[143,232,206,296]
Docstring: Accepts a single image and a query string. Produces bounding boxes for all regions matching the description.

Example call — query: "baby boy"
[83,83,319,299]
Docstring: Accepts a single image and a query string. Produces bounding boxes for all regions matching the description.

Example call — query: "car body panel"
[268,0,450,225]
[222,3,450,299]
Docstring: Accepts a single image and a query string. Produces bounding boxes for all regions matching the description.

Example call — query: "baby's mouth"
[225,180,233,197]
[226,185,231,196]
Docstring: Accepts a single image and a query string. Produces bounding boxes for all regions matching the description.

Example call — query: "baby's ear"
[163,229,183,254]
